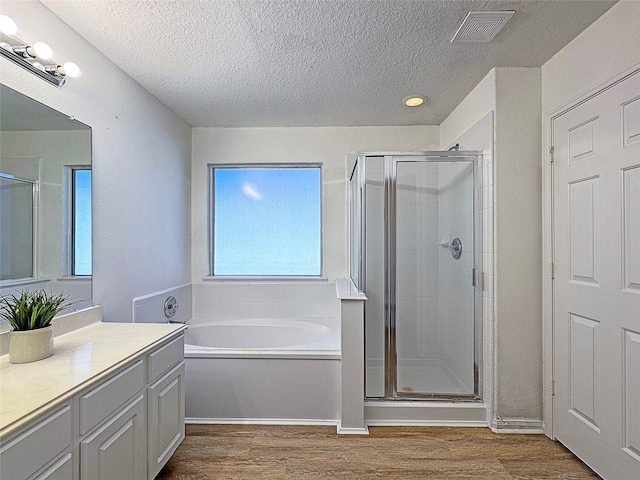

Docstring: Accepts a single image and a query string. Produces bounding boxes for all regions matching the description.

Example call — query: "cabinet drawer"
[0,404,72,480]
[79,360,144,435]
[147,335,184,382]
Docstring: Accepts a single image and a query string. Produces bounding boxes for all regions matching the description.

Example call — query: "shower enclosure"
[349,152,482,401]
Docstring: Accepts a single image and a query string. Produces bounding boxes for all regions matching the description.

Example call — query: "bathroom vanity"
[0,321,186,480]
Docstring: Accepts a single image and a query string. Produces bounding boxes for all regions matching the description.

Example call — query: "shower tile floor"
[367,363,471,397]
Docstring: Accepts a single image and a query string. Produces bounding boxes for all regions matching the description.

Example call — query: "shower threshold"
[364,400,487,427]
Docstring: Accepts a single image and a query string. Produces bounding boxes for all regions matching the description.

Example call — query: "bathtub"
[184,317,341,424]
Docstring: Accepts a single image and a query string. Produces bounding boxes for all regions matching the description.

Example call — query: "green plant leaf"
[0,290,72,331]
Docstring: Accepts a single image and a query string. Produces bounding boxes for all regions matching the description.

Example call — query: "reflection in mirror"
[0,84,92,322]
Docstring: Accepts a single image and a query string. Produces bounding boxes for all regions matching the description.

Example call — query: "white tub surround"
[132,284,192,324]
[184,316,340,424]
[0,321,186,480]
[336,278,368,434]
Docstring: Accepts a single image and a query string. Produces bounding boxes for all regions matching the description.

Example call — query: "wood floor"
[156,425,600,479]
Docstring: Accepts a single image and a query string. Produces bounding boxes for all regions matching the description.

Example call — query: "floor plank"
[156,425,600,479]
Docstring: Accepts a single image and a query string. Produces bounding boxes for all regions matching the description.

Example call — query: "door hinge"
[549,146,554,163]
[551,263,555,279]
[472,268,477,287]
[551,380,555,396]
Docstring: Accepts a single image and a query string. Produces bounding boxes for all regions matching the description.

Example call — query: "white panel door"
[553,70,640,479]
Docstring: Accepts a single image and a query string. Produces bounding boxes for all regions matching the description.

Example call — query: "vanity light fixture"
[0,15,80,87]
[403,95,425,107]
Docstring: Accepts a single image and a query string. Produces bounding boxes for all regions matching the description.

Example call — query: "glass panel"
[0,176,33,280]
[364,157,385,397]
[212,166,321,276]
[72,169,92,276]
[349,160,361,289]
[395,160,475,395]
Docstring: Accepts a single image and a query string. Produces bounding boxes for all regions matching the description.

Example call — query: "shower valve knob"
[164,296,178,318]
[450,237,463,260]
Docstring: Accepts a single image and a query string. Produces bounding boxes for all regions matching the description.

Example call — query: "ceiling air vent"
[451,11,515,44]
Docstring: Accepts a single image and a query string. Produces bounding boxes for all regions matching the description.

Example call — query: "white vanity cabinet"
[0,402,73,480]
[0,324,186,480]
[147,336,186,479]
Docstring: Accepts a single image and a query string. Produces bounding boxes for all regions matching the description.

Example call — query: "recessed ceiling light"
[403,96,425,107]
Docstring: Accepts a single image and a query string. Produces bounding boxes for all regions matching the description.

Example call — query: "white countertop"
[0,322,185,437]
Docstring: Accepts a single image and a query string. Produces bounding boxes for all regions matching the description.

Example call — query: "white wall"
[493,68,542,421]
[542,0,640,115]
[0,1,192,322]
[191,126,439,283]
[440,68,542,425]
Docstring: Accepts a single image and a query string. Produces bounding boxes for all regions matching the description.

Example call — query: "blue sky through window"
[213,166,321,276]
[73,169,92,276]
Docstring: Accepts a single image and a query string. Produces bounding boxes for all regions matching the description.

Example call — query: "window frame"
[66,165,92,277]
[207,163,323,279]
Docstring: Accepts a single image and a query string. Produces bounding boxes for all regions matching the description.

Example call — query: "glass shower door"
[392,157,476,397]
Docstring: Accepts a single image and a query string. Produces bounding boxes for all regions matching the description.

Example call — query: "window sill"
[57,276,92,282]
[0,277,50,288]
[202,276,328,283]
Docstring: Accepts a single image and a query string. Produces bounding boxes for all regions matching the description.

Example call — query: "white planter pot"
[9,325,54,364]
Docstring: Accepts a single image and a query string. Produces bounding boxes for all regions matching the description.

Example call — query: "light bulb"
[60,61,80,78]
[33,42,52,60]
[0,15,18,36]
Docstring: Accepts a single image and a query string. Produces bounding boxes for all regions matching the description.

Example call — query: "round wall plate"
[450,237,463,259]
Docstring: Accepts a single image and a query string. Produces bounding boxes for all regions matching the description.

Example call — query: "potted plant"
[0,290,70,364]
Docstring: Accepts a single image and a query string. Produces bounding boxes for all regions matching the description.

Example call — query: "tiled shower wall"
[395,162,440,363]
[437,161,475,391]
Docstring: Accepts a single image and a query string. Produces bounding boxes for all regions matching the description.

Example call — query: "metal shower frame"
[349,151,483,402]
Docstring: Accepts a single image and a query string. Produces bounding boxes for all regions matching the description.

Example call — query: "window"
[210,165,321,276]
[71,167,91,276]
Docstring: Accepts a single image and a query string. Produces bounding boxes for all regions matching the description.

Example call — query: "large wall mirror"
[0,84,92,314]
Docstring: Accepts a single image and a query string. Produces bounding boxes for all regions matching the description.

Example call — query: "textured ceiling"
[42,0,617,128]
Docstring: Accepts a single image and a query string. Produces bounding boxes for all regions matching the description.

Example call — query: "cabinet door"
[30,453,73,480]
[147,362,185,480]
[81,394,146,480]
[0,403,72,480]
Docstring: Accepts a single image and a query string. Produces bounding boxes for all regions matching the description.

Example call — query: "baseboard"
[186,417,338,426]
[336,422,369,435]
[491,417,544,434]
